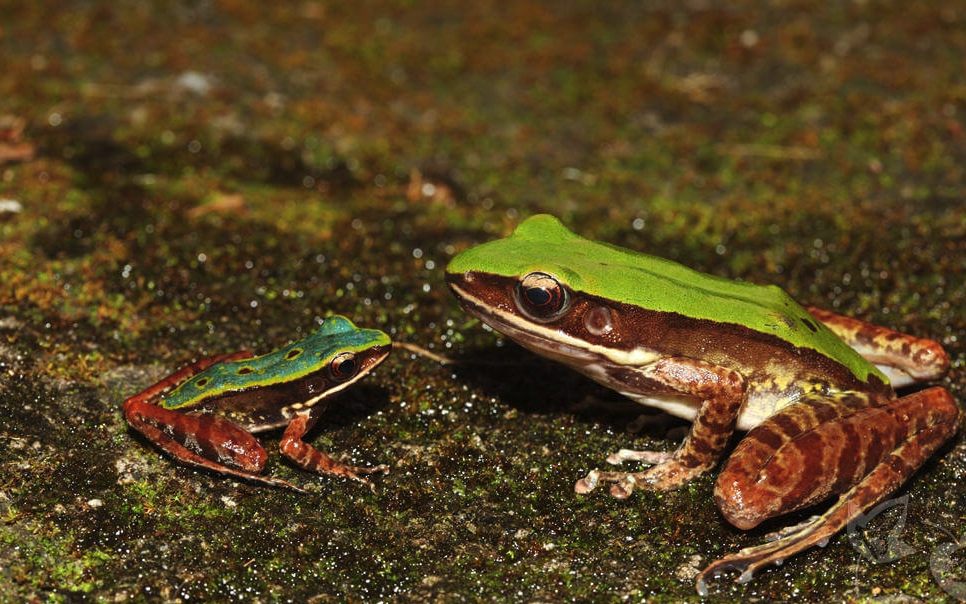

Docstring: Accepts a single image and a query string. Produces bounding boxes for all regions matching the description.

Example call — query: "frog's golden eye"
[516,272,569,321]
[329,352,357,381]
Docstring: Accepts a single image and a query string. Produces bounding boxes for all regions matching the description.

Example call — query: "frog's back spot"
[237,366,254,375]
[195,377,211,388]
[801,318,819,333]
[285,349,303,360]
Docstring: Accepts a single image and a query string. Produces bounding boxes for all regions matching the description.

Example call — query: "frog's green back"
[161,316,391,409]
[447,214,885,383]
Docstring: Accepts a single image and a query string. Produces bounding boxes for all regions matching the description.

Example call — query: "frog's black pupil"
[332,355,356,379]
[525,287,552,307]
[517,272,568,320]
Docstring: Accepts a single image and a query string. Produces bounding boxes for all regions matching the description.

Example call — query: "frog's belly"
[518,338,788,432]
[568,356,781,432]
[617,390,775,432]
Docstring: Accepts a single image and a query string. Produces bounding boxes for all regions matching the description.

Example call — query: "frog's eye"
[516,272,569,321]
[329,352,357,381]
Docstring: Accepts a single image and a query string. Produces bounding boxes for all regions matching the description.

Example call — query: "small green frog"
[446,214,959,593]
[123,316,391,491]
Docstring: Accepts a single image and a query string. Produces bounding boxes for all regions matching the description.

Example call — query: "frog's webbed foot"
[694,514,830,596]
[210,465,305,492]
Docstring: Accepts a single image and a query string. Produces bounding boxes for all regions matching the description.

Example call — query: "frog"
[122,315,392,491]
[444,214,959,594]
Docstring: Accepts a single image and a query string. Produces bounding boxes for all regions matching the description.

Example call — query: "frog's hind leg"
[806,306,949,386]
[695,386,959,595]
[124,403,302,491]
[123,351,302,491]
[279,410,389,491]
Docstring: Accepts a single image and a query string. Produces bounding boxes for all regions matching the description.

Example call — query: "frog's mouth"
[450,279,587,354]
[229,344,392,433]
[448,278,658,370]
[450,276,706,422]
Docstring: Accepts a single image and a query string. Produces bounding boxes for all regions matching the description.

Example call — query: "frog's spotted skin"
[162,316,387,411]
[123,316,391,490]
[445,214,959,593]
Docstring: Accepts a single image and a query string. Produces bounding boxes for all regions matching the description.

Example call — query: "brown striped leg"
[123,351,302,491]
[575,358,746,497]
[123,402,302,491]
[806,306,949,384]
[279,411,389,491]
[696,387,960,595]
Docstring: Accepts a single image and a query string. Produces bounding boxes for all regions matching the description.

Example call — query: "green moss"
[1,1,964,601]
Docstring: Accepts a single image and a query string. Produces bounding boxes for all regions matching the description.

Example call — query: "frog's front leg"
[696,386,959,594]
[575,358,746,497]
[280,409,389,491]
[123,352,301,491]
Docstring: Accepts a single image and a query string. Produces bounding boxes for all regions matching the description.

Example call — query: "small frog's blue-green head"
[161,316,391,410]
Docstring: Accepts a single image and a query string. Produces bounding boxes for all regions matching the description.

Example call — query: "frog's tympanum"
[123,316,391,491]
[446,214,959,593]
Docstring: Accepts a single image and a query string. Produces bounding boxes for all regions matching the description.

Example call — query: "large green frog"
[446,214,958,593]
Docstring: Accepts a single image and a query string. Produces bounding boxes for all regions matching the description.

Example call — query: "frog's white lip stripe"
[248,346,391,432]
[453,282,810,432]
[452,281,713,425]
[450,282,661,368]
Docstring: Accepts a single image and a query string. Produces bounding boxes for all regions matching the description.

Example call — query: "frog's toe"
[574,470,600,494]
[355,463,390,476]
[609,480,634,499]
[350,464,389,480]
[694,534,798,594]
[344,471,380,492]
[694,557,751,595]
[763,515,820,542]
[605,449,673,465]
